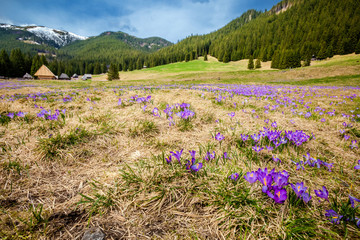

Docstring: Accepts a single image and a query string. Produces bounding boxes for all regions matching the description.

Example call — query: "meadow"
[1,54,360,239]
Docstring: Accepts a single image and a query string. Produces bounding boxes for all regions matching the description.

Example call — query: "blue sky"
[0,0,280,42]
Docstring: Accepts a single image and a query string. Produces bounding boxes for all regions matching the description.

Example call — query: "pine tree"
[0,49,11,77]
[204,54,208,61]
[10,49,25,77]
[255,59,261,69]
[93,62,101,74]
[107,63,119,81]
[247,56,254,70]
[355,40,360,54]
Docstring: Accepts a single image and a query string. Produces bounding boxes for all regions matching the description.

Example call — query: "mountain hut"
[34,65,56,80]
[82,74,92,80]
[59,73,70,80]
[72,73,79,79]
[23,73,33,79]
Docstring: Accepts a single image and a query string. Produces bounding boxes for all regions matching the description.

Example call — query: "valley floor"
[0,54,360,239]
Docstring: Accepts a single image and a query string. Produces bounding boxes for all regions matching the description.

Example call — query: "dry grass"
[0,80,359,239]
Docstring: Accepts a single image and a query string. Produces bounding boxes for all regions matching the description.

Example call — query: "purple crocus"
[325,209,342,224]
[291,182,307,198]
[244,171,258,184]
[302,192,312,203]
[292,160,305,171]
[350,140,358,149]
[354,160,360,170]
[228,112,235,119]
[259,174,273,193]
[142,105,147,112]
[165,155,172,164]
[152,107,160,117]
[223,152,230,159]
[204,151,215,161]
[190,163,203,172]
[170,149,183,165]
[229,173,239,181]
[314,186,329,201]
[349,195,360,208]
[272,155,280,162]
[215,132,224,141]
[241,134,248,141]
[268,186,287,204]
[272,172,289,188]
[7,113,14,119]
[189,150,196,161]
[252,145,263,153]
[271,121,277,128]
[16,111,26,117]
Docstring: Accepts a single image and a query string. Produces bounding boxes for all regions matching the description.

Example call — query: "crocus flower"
[344,135,350,141]
[354,160,360,170]
[264,119,269,124]
[267,145,274,151]
[152,107,160,117]
[271,121,277,128]
[223,152,230,159]
[272,172,288,188]
[259,174,273,193]
[142,105,147,112]
[323,162,334,172]
[170,149,183,165]
[215,133,224,141]
[291,182,307,198]
[325,209,342,224]
[321,118,326,122]
[168,116,175,126]
[349,195,360,208]
[272,155,280,162]
[292,160,305,171]
[189,150,196,160]
[228,112,235,119]
[241,134,248,141]
[314,186,329,201]
[118,99,122,105]
[244,171,258,184]
[270,186,287,204]
[350,140,358,149]
[16,111,26,117]
[252,145,263,153]
[302,192,312,203]
[204,151,215,161]
[7,113,14,119]
[229,173,239,181]
[190,163,203,172]
[165,155,172,164]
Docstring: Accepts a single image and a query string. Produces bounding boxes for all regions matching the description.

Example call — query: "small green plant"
[37,127,93,159]
[129,120,159,137]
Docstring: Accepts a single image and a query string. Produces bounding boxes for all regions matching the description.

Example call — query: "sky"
[0,0,280,42]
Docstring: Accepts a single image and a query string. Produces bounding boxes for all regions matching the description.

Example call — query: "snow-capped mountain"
[0,23,87,48]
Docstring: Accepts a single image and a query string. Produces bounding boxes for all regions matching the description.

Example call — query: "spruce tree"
[255,59,261,69]
[107,63,119,81]
[0,49,11,77]
[355,40,360,54]
[247,56,254,70]
[10,49,25,77]
[204,54,208,61]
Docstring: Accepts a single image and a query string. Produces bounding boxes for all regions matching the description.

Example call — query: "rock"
[82,227,105,240]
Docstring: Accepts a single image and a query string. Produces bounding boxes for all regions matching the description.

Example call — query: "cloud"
[0,0,280,42]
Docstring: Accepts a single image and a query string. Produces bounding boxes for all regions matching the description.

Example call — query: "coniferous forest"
[0,0,359,78]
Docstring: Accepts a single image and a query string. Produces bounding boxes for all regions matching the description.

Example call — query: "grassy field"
[0,54,360,239]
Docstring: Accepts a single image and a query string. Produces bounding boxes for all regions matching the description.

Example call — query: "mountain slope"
[0,24,87,51]
[149,0,360,68]
[58,31,172,62]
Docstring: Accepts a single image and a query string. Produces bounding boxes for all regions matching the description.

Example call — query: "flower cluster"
[166,149,203,173]
[244,168,289,204]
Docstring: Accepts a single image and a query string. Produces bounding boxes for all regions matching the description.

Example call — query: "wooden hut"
[59,73,70,80]
[23,73,33,79]
[34,65,56,80]
[72,73,79,80]
[82,74,92,80]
